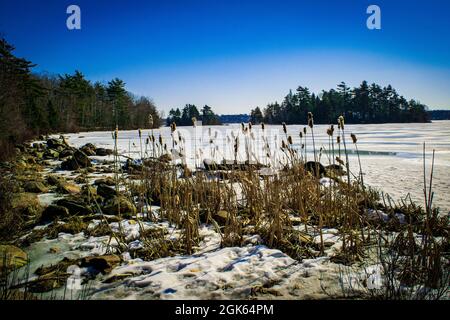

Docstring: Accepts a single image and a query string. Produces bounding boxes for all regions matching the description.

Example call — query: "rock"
[102,196,136,217]
[40,205,69,222]
[56,199,92,215]
[80,144,96,156]
[0,245,28,270]
[23,181,48,193]
[366,209,389,223]
[94,177,115,186]
[59,148,74,159]
[304,161,326,177]
[74,175,87,184]
[44,149,60,159]
[95,148,113,156]
[80,255,121,274]
[46,138,66,149]
[46,175,62,186]
[214,210,229,225]
[158,154,172,163]
[97,183,117,199]
[57,181,81,194]
[325,164,346,176]
[61,150,92,170]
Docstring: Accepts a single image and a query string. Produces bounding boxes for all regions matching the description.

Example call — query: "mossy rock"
[23,181,48,193]
[57,181,81,195]
[46,175,64,186]
[97,183,117,199]
[40,205,70,223]
[56,199,92,215]
[102,196,137,218]
[0,245,28,270]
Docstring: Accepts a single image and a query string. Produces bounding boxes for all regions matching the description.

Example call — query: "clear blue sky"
[1,0,449,114]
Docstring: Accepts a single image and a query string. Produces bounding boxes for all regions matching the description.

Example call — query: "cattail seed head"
[308,117,314,128]
[138,129,142,138]
[261,123,265,130]
[299,131,303,139]
[303,127,307,134]
[287,136,293,145]
[158,134,163,145]
[282,122,287,134]
[351,133,357,144]
[281,140,286,149]
[248,122,252,130]
[148,114,154,128]
[338,116,345,129]
[337,136,341,144]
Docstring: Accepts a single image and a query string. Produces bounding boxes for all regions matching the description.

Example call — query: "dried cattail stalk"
[192,117,197,127]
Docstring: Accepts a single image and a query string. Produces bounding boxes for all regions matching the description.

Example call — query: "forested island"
[250,82,430,124]
[166,104,221,126]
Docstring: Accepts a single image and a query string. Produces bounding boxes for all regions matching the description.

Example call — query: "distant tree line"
[0,38,162,160]
[250,81,430,124]
[166,104,221,126]
[428,110,450,120]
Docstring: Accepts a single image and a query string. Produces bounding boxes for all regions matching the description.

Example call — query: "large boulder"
[58,148,74,159]
[0,245,28,270]
[80,255,121,274]
[46,138,66,150]
[304,161,326,177]
[102,196,136,218]
[61,150,92,170]
[94,177,115,186]
[56,199,92,215]
[80,143,96,156]
[23,181,48,193]
[97,183,117,199]
[95,148,113,156]
[57,181,81,194]
[40,205,70,222]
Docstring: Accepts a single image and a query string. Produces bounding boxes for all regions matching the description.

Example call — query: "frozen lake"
[59,120,450,214]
